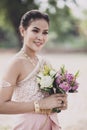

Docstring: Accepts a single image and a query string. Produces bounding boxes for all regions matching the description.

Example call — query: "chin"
[34,45,44,52]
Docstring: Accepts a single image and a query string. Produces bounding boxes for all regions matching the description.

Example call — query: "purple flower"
[66,73,74,82]
[56,74,63,84]
[70,82,79,91]
[72,85,78,90]
[59,81,70,92]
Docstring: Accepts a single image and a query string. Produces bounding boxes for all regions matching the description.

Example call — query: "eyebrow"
[33,27,48,31]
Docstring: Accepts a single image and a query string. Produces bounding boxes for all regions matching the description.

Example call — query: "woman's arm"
[0,58,67,114]
[0,100,35,114]
[0,87,67,114]
[0,80,67,114]
[0,58,35,114]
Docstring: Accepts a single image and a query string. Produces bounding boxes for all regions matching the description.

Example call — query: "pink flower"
[59,81,70,92]
[56,74,63,84]
[70,82,79,91]
[66,73,74,82]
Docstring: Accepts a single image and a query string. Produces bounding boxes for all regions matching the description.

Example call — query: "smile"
[34,41,43,47]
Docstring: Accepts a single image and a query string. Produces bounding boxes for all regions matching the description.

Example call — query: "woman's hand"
[39,94,67,111]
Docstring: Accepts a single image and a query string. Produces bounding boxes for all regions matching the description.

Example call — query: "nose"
[37,33,43,41]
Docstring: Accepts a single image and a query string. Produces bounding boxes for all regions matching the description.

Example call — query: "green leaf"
[60,65,66,75]
[75,70,79,78]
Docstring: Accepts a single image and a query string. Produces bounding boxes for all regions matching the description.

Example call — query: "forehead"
[28,19,49,30]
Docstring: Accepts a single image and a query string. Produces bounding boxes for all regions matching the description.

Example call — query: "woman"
[0,10,67,130]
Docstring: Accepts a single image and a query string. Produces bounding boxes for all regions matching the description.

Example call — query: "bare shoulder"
[1,53,24,85]
[9,53,24,68]
[6,54,23,72]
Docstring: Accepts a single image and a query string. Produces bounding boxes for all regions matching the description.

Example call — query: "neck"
[21,46,36,58]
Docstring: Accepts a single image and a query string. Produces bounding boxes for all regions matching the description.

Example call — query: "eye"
[43,32,48,35]
[32,29,39,33]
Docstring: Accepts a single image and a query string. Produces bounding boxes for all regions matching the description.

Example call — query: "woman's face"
[20,19,49,52]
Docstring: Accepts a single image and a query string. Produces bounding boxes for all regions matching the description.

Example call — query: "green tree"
[0,0,77,48]
[0,0,39,48]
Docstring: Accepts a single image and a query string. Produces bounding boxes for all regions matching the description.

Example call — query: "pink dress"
[11,56,61,130]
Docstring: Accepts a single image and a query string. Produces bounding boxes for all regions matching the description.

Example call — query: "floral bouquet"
[37,64,79,113]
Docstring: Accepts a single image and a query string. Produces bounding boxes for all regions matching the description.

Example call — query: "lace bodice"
[11,56,48,102]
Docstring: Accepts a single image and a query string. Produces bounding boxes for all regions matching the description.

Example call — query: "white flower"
[38,72,44,78]
[37,77,41,84]
[50,70,56,77]
[40,76,54,89]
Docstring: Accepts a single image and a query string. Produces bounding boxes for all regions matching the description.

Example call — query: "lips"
[34,41,43,47]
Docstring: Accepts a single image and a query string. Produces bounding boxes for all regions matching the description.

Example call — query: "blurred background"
[0,0,87,130]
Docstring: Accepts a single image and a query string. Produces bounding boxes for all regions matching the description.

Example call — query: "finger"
[61,99,67,104]
[58,99,67,107]
[59,104,67,110]
[62,105,67,110]
[59,107,67,110]
[57,99,65,107]
[58,99,66,108]
[58,100,63,104]
[58,96,67,102]
[61,102,68,110]
[54,94,67,97]
[57,97,66,101]
[57,100,62,107]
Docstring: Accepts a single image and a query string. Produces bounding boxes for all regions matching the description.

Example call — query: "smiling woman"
[0,10,67,130]
[20,19,49,52]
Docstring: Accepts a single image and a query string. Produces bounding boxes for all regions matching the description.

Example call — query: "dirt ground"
[0,49,87,130]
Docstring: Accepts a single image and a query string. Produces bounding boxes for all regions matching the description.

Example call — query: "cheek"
[26,33,35,41]
[25,29,34,38]
[44,36,48,42]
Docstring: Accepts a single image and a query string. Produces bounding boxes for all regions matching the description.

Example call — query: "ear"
[19,26,25,37]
